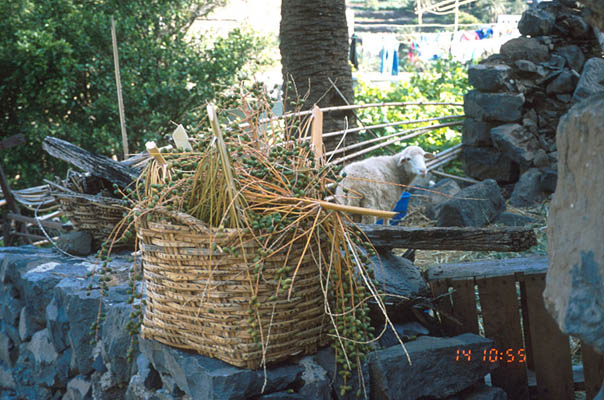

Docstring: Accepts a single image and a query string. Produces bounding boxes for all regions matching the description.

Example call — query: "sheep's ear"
[396,154,406,167]
[424,152,435,160]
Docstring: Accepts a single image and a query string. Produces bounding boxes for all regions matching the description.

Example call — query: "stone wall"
[0,247,505,400]
[461,0,602,206]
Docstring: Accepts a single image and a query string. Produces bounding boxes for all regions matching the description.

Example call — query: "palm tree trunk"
[280,0,358,152]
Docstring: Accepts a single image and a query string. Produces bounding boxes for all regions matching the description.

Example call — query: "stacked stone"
[460,0,602,206]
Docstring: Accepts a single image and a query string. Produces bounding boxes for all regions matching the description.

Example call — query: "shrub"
[0,0,272,188]
[354,57,468,156]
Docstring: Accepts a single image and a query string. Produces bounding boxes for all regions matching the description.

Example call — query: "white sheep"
[335,145,434,224]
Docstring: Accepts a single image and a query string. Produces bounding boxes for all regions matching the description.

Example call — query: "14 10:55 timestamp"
[456,348,527,364]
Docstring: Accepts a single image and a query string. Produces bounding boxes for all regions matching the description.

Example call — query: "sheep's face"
[396,146,435,178]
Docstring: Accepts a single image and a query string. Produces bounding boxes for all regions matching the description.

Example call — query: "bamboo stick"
[325,121,462,157]
[327,77,387,146]
[431,170,478,184]
[328,121,463,165]
[322,114,464,139]
[427,150,462,170]
[111,16,129,160]
[316,200,397,218]
[427,143,462,160]
[232,101,463,130]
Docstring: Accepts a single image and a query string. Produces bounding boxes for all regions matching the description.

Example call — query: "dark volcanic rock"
[459,383,508,400]
[572,58,604,103]
[422,178,462,219]
[378,322,429,349]
[539,168,558,193]
[369,334,496,400]
[56,231,93,257]
[495,212,537,227]
[297,356,331,400]
[518,8,555,36]
[370,249,430,298]
[436,179,506,227]
[140,338,304,400]
[462,118,496,147]
[510,168,548,207]
[464,91,524,123]
[554,45,585,72]
[501,37,549,63]
[460,146,519,183]
[468,64,511,92]
[546,69,580,94]
[490,124,541,170]
[315,347,370,400]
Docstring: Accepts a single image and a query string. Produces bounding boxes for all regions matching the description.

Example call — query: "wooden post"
[0,134,30,245]
[111,16,129,160]
[311,105,324,165]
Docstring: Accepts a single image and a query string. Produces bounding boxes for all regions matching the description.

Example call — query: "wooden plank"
[518,281,535,371]
[0,134,25,151]
[427,257,548,281]
[42,136,139,187]
[477,275,529,399]
[524,274,574,400]
[583,342,604,399]
[430,279,458,334]
[10,231,47,241]
[450,278,479,335]
[359,224,537,252]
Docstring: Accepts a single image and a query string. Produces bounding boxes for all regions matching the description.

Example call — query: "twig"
[111,16,129,160]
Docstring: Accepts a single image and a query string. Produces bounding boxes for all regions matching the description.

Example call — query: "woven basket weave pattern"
[53,192,127,244]
[136,211,328,369]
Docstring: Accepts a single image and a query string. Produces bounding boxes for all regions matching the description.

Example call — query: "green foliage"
[354,58,468,157]
[0,0,272,188]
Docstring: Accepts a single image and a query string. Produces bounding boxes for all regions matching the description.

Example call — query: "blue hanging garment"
[376,192,411,225]
[392,48,399,76]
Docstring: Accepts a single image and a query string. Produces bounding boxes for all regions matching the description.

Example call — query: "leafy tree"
[0,0,271,188]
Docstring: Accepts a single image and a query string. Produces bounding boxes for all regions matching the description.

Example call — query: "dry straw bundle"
[107,96,405,397]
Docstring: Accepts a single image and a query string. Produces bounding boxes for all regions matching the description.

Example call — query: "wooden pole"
[311,105,324,165]
[111,16,129,160]
[328,121,463,165]
[322,114,464,139]
[326,121,462,157]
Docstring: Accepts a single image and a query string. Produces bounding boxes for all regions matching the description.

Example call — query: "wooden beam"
[6,212,69,231]
[426,257,548,281]
[359,225,537,252]
[0,134,25,151]
[0,163,18,214]
[42,136,139,187]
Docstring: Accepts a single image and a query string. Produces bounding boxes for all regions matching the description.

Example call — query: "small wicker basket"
[50,181,130,246]
[136,208,328,369]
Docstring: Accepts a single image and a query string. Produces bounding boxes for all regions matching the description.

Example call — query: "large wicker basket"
[51,187,129,246]
[136,208,328,369]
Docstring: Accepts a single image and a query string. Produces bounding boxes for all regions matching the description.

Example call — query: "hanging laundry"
[461,30,480,41]
[350,34,362,69]
[379,37,399,75]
